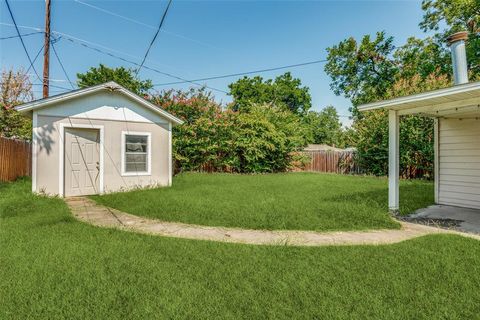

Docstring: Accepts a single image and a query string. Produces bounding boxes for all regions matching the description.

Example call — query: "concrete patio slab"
[409,205,480,235]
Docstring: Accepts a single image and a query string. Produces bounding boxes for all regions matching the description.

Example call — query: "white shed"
[358,32,480,211]
[15,81,183,196]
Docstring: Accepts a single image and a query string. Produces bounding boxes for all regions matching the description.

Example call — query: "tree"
[304,106,344,146]
[420,0,480,78]
[323,0,477,178]
[324,32,455,113]
[420,0,479,33]
[324,31,398,111]
[0,68,33,139]
[228,72,312,114]
[77,64,153,96]
[351,73,450,177]
[393,36,451,80]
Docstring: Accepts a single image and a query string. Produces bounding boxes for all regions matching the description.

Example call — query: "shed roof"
[15,81,184,125]
[358,81,480,118]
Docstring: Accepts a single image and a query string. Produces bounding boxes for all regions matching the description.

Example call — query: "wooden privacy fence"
[0,137,31,182]
[301,150,361,174]
[185,150,361,175]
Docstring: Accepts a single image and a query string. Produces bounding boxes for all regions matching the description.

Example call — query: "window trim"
[121,131,152,176]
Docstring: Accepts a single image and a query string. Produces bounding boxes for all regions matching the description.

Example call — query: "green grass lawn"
[92,173,433,231]
[1,179,480,319]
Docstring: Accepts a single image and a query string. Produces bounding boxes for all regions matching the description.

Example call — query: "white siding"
[438,118,480,209]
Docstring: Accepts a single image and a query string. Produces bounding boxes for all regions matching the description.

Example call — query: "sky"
[1,0,431,126]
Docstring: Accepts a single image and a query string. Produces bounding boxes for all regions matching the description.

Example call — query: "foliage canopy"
[152,88,310,173]
[323,0,478,177]
[0,69,33,139]
[228,72,312,115]
[77,64,153,95]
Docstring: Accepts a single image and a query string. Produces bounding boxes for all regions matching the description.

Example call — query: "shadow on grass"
[326,183,434,215]
[35,216,76,227]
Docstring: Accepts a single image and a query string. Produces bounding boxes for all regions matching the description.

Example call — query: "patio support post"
[434,118,439,204]
[388,109,400,213]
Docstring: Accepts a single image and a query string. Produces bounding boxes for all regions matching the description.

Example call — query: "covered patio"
[359,31,480,219]
[359,82,480,233]
[359,81,480,216]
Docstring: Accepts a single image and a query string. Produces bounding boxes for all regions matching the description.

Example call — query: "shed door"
[438,118,480,209]
[64,128,100,196]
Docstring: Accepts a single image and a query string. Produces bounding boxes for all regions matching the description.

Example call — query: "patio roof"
[358,81,480,118]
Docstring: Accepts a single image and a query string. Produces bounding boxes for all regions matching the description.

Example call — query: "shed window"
[124,134,149,173]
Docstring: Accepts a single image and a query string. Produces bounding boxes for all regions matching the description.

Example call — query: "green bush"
[235,104,309,172]
[152,90,308,173]
[351,109,434,178]
[151,88,238,172]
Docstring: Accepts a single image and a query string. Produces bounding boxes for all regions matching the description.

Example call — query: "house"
[15,81,183,197]
[358,31,480,211]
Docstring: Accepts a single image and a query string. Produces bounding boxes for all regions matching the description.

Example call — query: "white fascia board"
[15,83,107,112]
[15,81,184,126]
[118,88,184,125]
[358,81,480,112]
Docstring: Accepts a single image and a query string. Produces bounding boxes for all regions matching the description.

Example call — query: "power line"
[74,0,154,29]
[61,35,228,94]
[136,0,173,77]
[0,82,72,91]
[50,83,71,90]
[26,44,45,75]
[1,22,190,75]
[0,22,326,95]
[0,22,144,62]
[23,38,69,85]
[36,32,327,95]
[32,90,65,93]
[0,31,43,40]
[26,73,69,82]
[51,38,76,89]
[28,83,71,90]
[50,28,177,71]
[30,83,71,90]
[73,0,222,50]
[4,0,42,81]
[153,59,328,86]
[0,22,222,92]
[0,22,43,31]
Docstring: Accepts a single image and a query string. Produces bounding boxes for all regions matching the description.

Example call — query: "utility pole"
[42,0,51,98]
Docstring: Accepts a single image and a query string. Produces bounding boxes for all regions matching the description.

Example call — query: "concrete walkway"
[66,197,480,246]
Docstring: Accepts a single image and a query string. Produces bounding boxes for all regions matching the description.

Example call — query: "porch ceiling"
[358,81,480,118]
